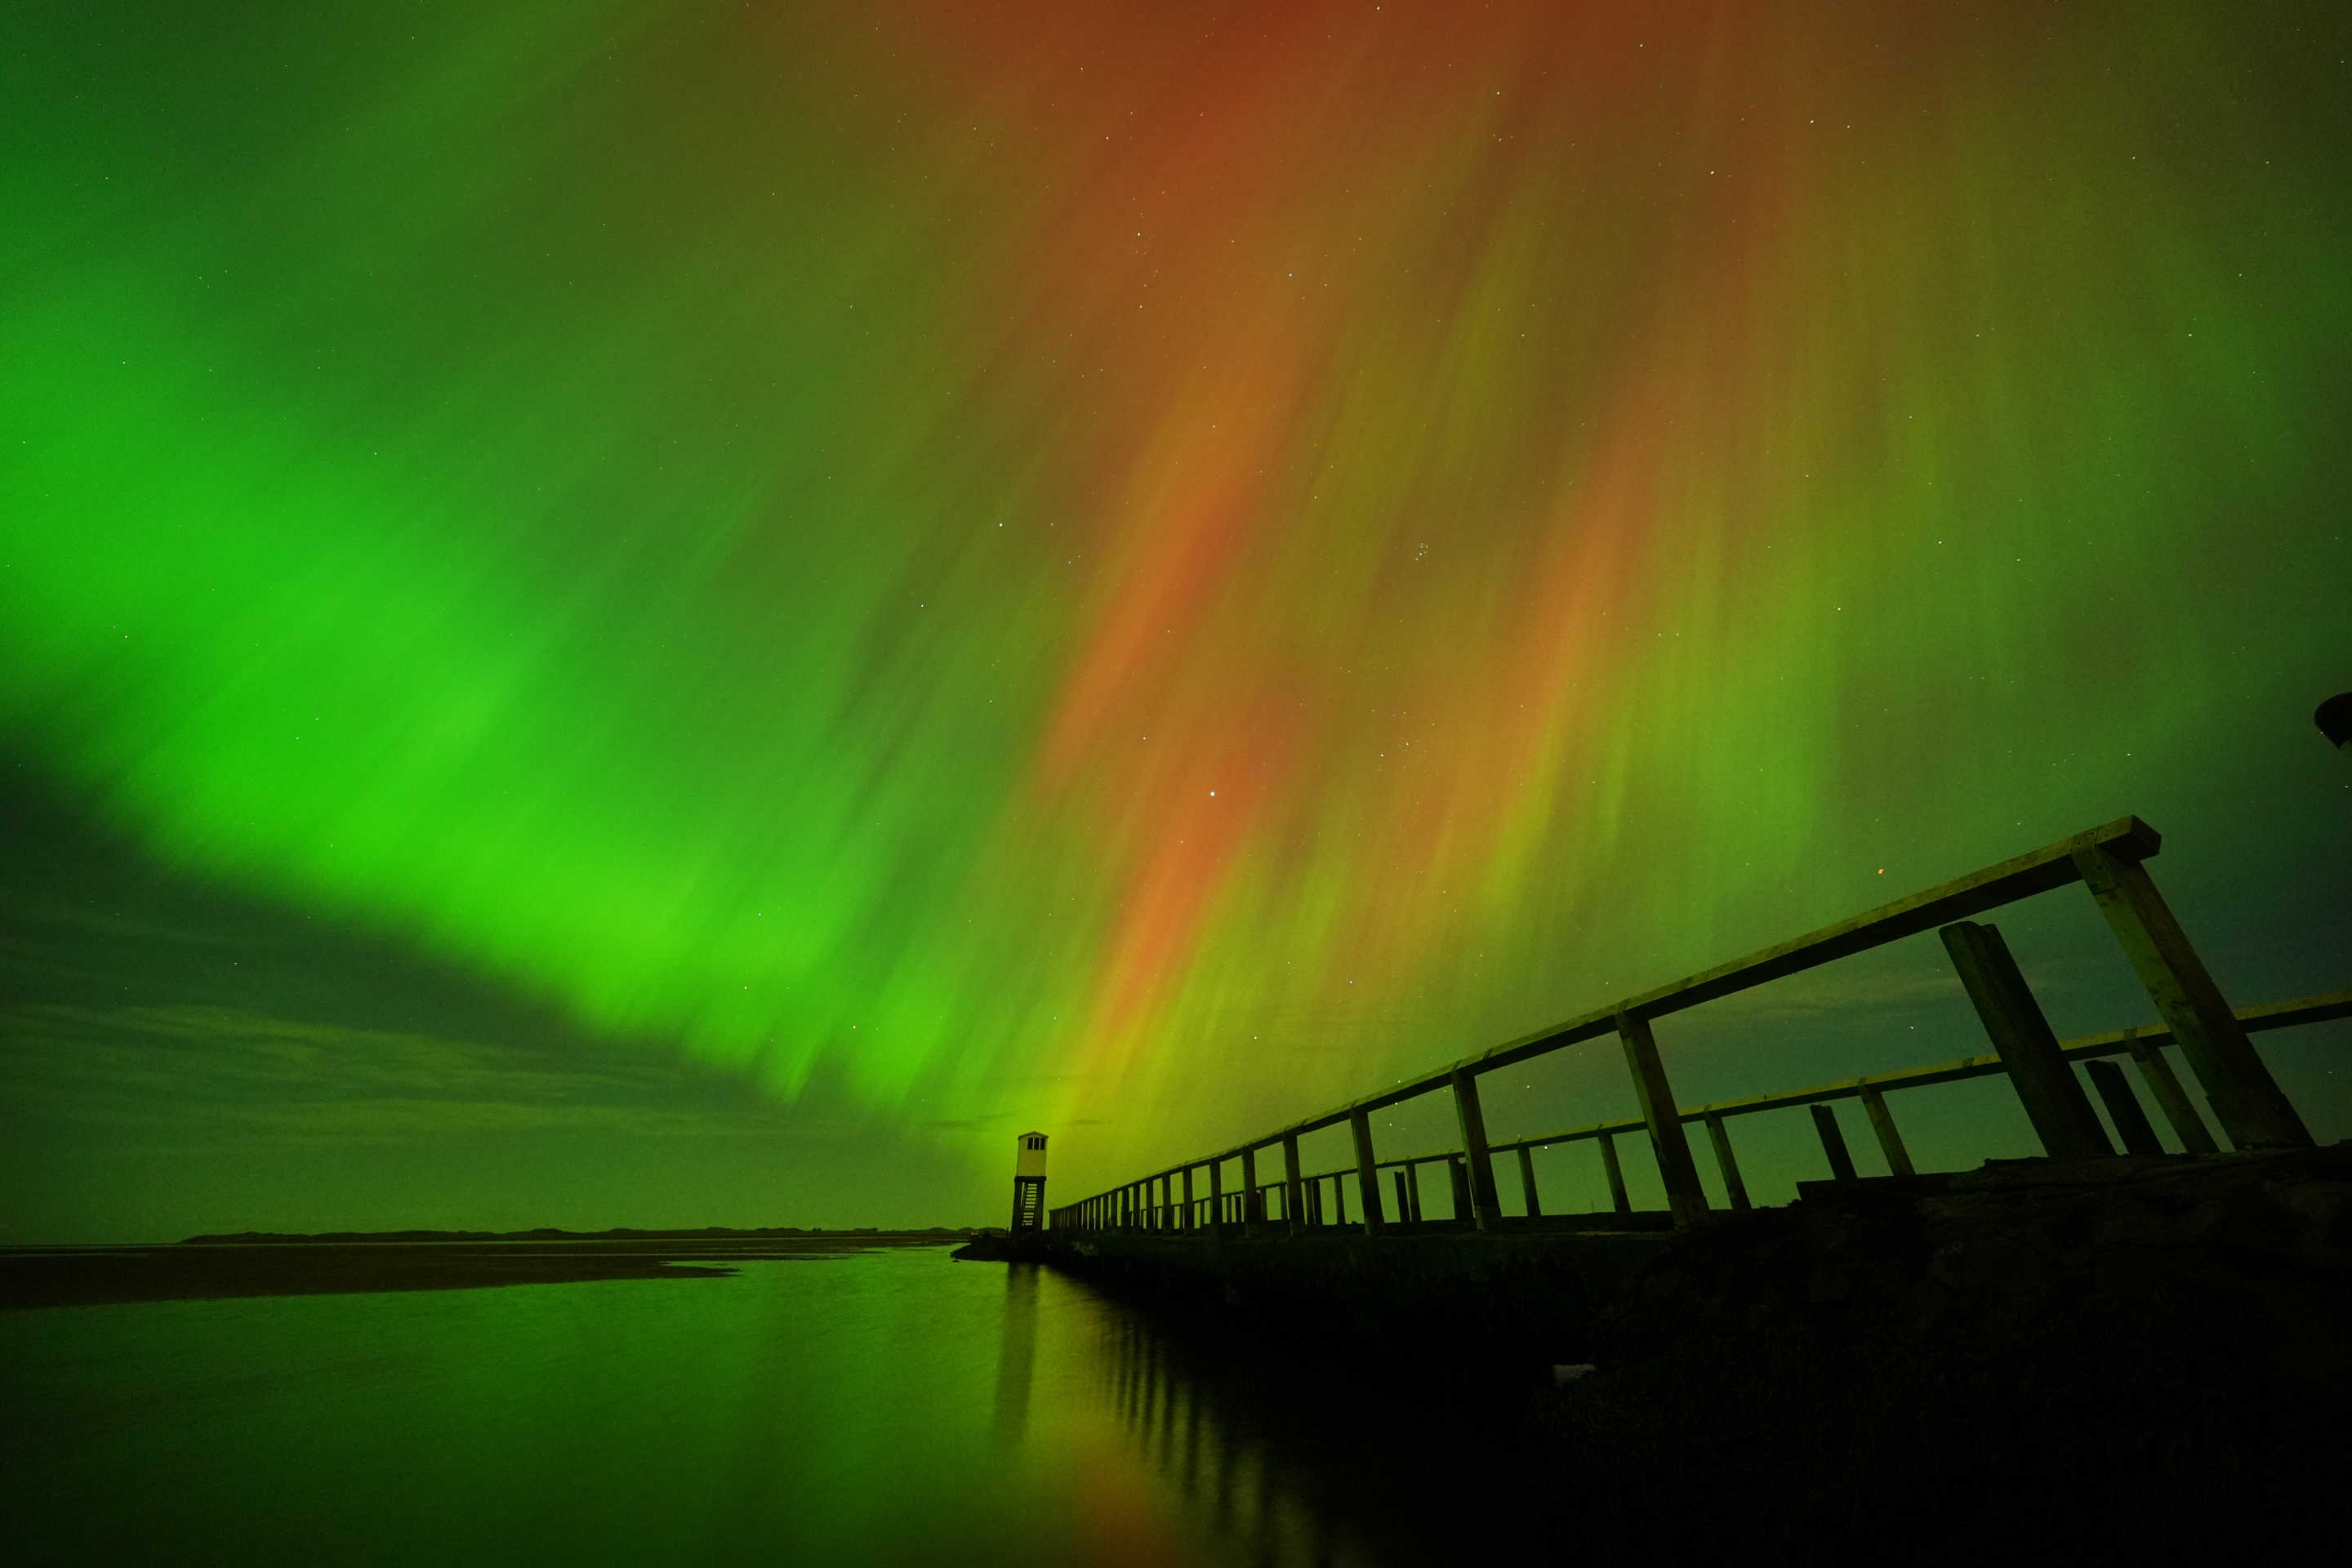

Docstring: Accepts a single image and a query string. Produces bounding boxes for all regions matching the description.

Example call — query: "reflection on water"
[994,1262,1040,1444]
[1,1251,1548,1566]
[1071,1280,1550,1567]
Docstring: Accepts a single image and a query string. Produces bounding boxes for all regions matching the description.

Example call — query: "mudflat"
[0,1230,969,1309]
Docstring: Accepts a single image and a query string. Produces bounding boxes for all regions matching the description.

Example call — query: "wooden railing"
[1051,817,2345,1237]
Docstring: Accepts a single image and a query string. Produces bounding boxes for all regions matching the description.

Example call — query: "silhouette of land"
[0,1227,972,1310]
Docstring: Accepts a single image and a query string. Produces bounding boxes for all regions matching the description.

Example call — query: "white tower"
[1010,1131,1049,1233]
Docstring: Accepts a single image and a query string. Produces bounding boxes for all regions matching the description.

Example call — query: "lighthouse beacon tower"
[1010,1131,1049,1234]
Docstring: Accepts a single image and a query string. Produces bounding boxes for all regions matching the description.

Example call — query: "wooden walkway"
[1054,817,2348,1238]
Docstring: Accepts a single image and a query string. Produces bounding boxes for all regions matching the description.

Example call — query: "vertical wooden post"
[2074,843,2310,1148]
[1597,1131,1632,1214]
[1448,1069,1504,1231]
[1703,1113,1752,1210]
[1392,1169,1411,1223]
[1448,1157,1472,1222]
[1239,1147,1260,1225]
[1616,1010,1710,1227]
[1517,1145,1543,1218]
[1183,1167,1196,1231]
[1811,1103,1859,1183]
[1857,1085,1916,1178]
[1348,1108,1384,1234]
[2124,1029,2220,1153]
[2086,1058,2164,1155]
[1281,1134,1305,1237]
[1332,1169,1349,1227]
[1209,1159,1224,1235]
[1940,921,2114,1158]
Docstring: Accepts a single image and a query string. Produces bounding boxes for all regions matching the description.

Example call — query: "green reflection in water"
[2,1251,1530,1566]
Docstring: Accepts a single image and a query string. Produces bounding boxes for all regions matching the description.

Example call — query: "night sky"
[5,2,2348,1242]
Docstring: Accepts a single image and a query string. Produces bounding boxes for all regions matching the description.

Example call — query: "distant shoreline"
[1,1229,976,1311]
[177,1226,976,1245]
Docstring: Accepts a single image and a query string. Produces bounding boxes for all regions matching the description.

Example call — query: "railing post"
[1332,1169,1348,1227]
[1941,920,2114,1158]
[1597,1131,1632,1214]
[1394,1169,1414,1223]
[1348,1109,1384,1234]
[1856,1085,1916,1178]
[1811,1103,1859,1183]
[1448,1069,1503,1230]
[1281,1135,1305,1236]
[2124,1028,2219,1153]
[1447,1157,1472,1222]
[1703,1113,1752,1209]
[2086,1059,2164,1155]
[2072,842,2311,1148]
[1517,1145,1543,1218]
[1182,1166,1196,1232]
[1240,1147,1261,1226]
[1615,1010,1711,1227]
[1209,1159,1224,1235]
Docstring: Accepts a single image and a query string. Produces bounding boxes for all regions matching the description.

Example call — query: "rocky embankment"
[1526,1144,2352,1564]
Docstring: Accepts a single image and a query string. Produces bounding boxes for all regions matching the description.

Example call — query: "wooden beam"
[1811,1103,1859,1183]
[1857,1085,1915,1178]
[1617,1010,1710,1227]
[2125,1029,2219,1153]
[1597,1130,1632,1215]
[1348,1109,1384,1235]
[1517,1144,1543,1218]
[1704,1112,1752,1209]
[1450,1070,1503,1230]
[2074,843,2312,1148]
[1281,1135,1305,1237]
[1941,920,2114,1158]
[2086,1058,2163,1156]
[1239,1147,1260,1225]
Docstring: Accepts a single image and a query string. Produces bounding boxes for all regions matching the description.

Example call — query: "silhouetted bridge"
[1043,818,2346,1337]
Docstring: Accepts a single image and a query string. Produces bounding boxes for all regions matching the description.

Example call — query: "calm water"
[2,1250,1550,1565]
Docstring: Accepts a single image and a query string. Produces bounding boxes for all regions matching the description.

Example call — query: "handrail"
[1052,817,2329,1235]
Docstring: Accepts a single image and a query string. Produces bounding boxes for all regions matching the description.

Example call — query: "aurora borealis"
[4,2,2348,1236]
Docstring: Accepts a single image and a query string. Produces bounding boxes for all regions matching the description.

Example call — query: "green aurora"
[3,1,2347,1237]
